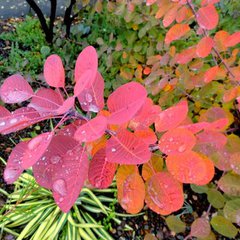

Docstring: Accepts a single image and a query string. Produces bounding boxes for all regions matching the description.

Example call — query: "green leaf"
[210,216,238,238]
[191,184,208,194]
[40,46,50,56]
[166,215,186,234]
[223,199,240,224]
[218,173,240,196]
[207,189,225,209]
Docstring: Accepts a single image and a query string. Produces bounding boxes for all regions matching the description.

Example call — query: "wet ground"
[0,0,67,20]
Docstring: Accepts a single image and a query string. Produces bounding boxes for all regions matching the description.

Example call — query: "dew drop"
[53,179,67,196]
[4,168,19,183]
[178,145,186,153]
[81,130,86,134]
[59,197,64,203]
[10,118,18,124]
[28,136,42,150]
[111,148,116,152]
[85,93,93,103]
[50,155,61,164]
[0,121,6,127]
[89,104,99,113]
[168,137,173,142]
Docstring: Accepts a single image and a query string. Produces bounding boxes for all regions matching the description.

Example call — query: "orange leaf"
[158,128,196,155]
[196,36,214,58]
[165,24,190,45]
[155,100,188,132]
[214,30,229,52]
[166,151,215,185]
[196,4,219,30]
[116,165,145,214]
[142,154,163,181]
[204,66,219,83]
[145,172,184,215]
[225,32,240,47]
[176,6,193,23]
[134,128,157,145]
[162,4,179,28]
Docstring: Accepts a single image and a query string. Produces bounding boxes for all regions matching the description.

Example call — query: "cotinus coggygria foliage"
[0,46,228,214]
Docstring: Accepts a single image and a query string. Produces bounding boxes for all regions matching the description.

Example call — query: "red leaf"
[56,120,83,137]
[74,115,107,142]
[196,130,227,149]
[145,172,184,215]
[165,24,190,45]
[162,5,179,28]
[214,30,229,52]
[88,148,117,189]
[201,0,220,6]
[134,128,157,145]
[29,88,64,115]
[74,46,98,83]
[0,74,33,103]
[33,135,79,189]
[78,71,104,113]
[158,128,196,155]
[52,145,89,212]
[166,151,215,185]
[196,36,214,58]
[0,107,40,135]
[155,100,188,132]
[44,54,65,88]
[179,122,210,134]
[225,32,240,47]
[107,82,147,125]
[129,98,161,130]
[22,132,54,169]
[116,165,145,214]
[106,128,151,164]
[174,47,196,64]
[146,0,157,6]
[190,218,211,238]
[196,4,219,30]
[204,66,219,83]
[4,141,28,184]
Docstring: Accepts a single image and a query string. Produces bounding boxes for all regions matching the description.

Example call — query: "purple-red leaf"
[29,88,64,115]
[88,148,117,188]
[52,145,89,212]
[0,74,33,103]
[106,128,151,164]
[44,54,65,88]
[0,107,40,135]
[33,135,79,189]
[107,82,147,125]
[78,71,104,113]
[22,132,54,169]
[129,98,161,130]
[4,141,28,184]
[54,96,75,115]
[74,116,107,142]
[74,46,98,83]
